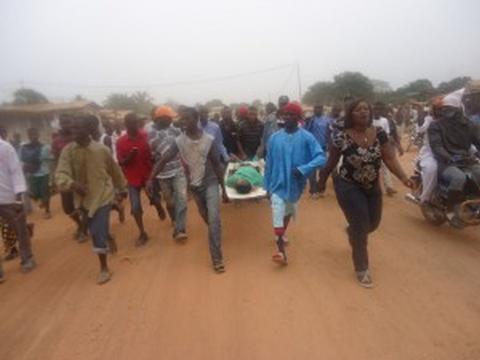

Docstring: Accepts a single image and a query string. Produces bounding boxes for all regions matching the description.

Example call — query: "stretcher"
[224,160,267,200]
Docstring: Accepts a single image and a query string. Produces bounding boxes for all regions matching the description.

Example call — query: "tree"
[437,76,471,94]
[12,88,49,105]
[73,94,86,101]
[302,81,336,105]
[205,99,224,109]
[333,72,374,101]
[371,79,393,93]
[396,79,435,101]
[103,91,155,114]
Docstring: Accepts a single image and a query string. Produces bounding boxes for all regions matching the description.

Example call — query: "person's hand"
[146,179,154,196]
[229,154,240,162]
[71,182,87,196]
[292,168,303,179]
[222,190,230,203]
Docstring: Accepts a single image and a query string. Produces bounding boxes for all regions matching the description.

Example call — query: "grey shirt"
[175,132,218,187]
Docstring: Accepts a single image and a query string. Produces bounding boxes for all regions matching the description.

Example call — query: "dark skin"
[27,129,51,215]
[147,114,229,204]
[70,119,110,274]
[318,101,413,192]
[313,105,324,117]
[237,109,259,161]
[117,116,147,244]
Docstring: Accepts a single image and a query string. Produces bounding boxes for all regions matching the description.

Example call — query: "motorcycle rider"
[428,89,480,226]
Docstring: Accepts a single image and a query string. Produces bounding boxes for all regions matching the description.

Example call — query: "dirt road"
[1,153,480,360]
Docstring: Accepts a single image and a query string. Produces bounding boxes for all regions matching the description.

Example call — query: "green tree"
[333,72,374,101]
[396,79,435,101]
[302,81,336,105]
[437,76,471,94]
[12,88,49,105]
[103,91,155,114]
[205,99,224,109]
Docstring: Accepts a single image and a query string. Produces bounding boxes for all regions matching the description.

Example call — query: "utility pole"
[296,62,302,102]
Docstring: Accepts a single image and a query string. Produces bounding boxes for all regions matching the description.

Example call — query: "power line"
[3,63,296,90]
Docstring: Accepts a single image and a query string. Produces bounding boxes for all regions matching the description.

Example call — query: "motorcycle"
[405,161,480,228]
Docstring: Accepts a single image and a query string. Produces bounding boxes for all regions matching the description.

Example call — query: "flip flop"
[272,252,288,265]
[97,270,112,285]
[213,262,226,273]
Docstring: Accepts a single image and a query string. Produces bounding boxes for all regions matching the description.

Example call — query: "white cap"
[442,88,464,108]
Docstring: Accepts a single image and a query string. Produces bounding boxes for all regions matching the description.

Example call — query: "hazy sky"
[1,0,479,106]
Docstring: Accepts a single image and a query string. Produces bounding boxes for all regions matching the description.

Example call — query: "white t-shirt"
[0,139,27,204]
[373,117,390,135]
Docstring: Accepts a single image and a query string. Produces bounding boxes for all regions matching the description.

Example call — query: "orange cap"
[154,105,177,119]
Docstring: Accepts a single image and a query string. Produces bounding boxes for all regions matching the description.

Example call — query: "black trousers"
[334,177,382,272]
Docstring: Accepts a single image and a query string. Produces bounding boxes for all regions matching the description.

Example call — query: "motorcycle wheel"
[420,204,447,226]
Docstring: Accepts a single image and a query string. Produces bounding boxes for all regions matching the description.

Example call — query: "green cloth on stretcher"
[226,166,263,188]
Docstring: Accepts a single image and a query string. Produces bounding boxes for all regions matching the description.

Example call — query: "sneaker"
[213,262,226,274]
[174,232,188,242]
[356,270,373,288]
[97,270,112,285]
[21,258,37,273]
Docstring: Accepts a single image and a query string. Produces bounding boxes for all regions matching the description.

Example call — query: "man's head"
[59,114,73,134]
[198,106,209,123]
[124,112,140,134]
[182,107,200,132]
[86,115,101,140]
[440,89,464,121]
[330,104,342,119]
[313,104,324,117]
[71,115,92,144]
[265,102,276,115]
[237,105,249,121]
[234,179,252,194]
[154,105,177,128]
[221,106,232,120]
[27,127,40,143]
[278,95,289,109]
[247,106,258,123]
[103,122,114,136]
[283,102,303,131]
[373,102,386,119]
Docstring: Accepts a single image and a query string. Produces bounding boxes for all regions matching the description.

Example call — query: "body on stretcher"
[224,160,267,200]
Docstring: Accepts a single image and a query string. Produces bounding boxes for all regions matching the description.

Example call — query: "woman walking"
[318,99,412,288]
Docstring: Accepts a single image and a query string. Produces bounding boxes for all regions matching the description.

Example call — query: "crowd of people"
[1,80,479,288]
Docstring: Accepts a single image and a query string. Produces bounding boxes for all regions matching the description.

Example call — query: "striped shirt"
[148,125,183,179]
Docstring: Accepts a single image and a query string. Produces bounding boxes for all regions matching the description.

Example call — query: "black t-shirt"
[237,119,264,159]
[220,119,238,155]
[333,127,388,189]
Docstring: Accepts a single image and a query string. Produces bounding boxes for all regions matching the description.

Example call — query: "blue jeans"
[334,177,382,272]
[190,181,223,264]
[88,205,111,254]
[158,173,188,235]
[128,186,144,216]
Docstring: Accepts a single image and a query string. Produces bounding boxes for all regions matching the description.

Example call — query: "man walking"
[264,102,326,265]
[116,113,152,246]
[148,106,188,241]
[0,136,36,282]
[56,115,127,284]
[20,128,53,218]
[304,104,331,198]
[148,107,229,273]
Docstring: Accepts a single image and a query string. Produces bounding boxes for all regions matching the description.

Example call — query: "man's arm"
[208,146,229,203]
[428,122,452,164]
[6,144,27,199]
[54,146,75,192]
[297,136,326,177]
[317,144,341,192]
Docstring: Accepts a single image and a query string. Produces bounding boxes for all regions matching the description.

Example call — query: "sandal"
[272,251,288,265]
[356,270,373,288]
[213,262,226,273]
[97,270,112,285]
